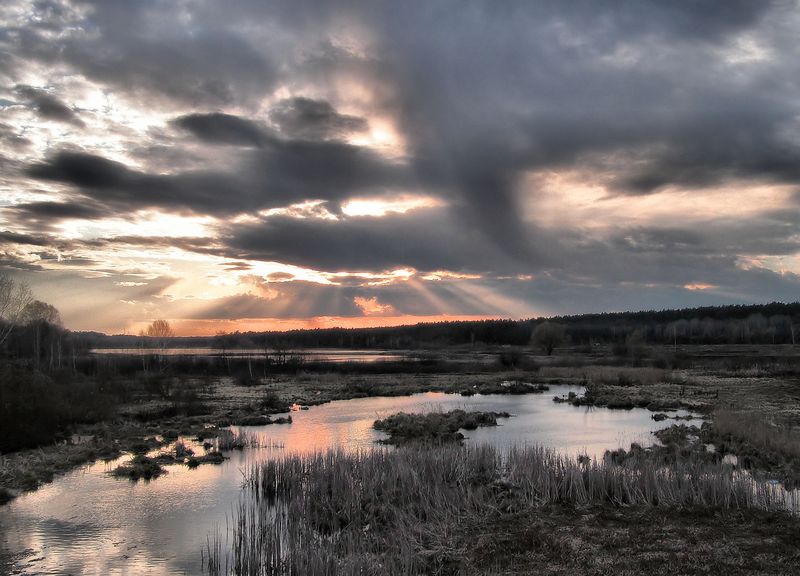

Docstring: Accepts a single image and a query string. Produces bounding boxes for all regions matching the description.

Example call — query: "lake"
[0,387,701,575]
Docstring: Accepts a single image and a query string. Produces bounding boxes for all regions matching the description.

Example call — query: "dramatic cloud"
[1,0,799,333]
[269,97,368,140]
[14,85,84,126]
[172,113,272,148]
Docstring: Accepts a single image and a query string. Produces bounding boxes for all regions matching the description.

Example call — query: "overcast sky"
[1,0,800,334]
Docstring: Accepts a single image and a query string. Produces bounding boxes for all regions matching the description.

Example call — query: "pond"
[0,387,700,575]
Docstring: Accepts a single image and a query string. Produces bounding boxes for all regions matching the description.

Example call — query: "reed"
[712,409,800,487]
[216,429,261,451]
[205,444,796,575]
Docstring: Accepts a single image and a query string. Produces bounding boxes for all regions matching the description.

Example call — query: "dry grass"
[216,429,262,451]
[712,409,800,487]
[0,439,119,492]
[539,365,671,386]
[204,444,796,575]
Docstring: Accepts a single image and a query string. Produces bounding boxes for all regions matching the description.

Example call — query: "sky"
[1,0,800,335]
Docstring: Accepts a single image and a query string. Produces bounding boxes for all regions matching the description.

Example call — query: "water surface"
[90,348,413,363]
[0,387,700,575]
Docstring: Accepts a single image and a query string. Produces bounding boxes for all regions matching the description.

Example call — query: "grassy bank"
[205,444,798,575]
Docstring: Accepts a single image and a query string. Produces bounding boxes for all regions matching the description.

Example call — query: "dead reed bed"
[204,444,795,575]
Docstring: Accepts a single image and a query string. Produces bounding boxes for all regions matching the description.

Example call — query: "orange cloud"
[353,296,395,316]
[684,283,716,291]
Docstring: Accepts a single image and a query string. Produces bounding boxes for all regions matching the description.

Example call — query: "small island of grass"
[373,409,511,444]
[111,455,166,481]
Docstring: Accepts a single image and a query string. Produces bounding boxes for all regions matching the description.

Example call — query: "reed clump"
[187,451,226,468]
[712,409,800,488]
[205,444,795,575]
[216,429,261,451]
[111,454,166,480]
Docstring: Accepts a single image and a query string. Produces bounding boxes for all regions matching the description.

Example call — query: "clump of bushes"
[258,391,290,413]
[0,364,118,453]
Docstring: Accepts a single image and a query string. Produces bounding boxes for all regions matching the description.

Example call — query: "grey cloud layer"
[2,0,800,327]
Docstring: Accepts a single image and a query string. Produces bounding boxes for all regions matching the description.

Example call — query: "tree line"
[76,302,800,350]
[2,271,799,356]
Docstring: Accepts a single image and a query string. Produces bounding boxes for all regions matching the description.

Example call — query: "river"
[0,386,701,575]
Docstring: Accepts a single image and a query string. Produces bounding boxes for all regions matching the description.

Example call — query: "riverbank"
[2,344,799,505]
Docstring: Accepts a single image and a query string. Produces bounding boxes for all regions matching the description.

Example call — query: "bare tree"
[146,319,175,343]
[0,273,34,347]
[22,300,61,326]
[145,319,175,373]
[21,300,62,369]
[531,321,566,356]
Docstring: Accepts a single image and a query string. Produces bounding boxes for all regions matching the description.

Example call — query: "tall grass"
[216,429,261,451]
[538,365,671,386]
[712,409,800,487]
[713,409,800,460]
[204,444,795,575]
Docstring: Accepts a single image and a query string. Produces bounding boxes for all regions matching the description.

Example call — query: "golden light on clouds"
[684,283,716,291]
[325,268,415,286]
[523,170,797,230]
[353,296,395,316]
[55,211,217,241]
[340,195,445,217]
[259,200,338,220]
[421,270,482,281]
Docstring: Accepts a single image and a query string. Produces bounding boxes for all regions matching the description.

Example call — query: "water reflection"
[1,387,701,575]
[90,348,413,363]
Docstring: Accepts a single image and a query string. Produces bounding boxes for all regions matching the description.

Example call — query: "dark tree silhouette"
[531,322,565,355]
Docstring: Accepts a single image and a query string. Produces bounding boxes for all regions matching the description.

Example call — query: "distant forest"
[77,302,800,350]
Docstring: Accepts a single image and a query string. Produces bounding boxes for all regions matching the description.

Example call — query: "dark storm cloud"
[9,200,109,221]
[225,208,522,274]
[0,230,53,247]
[171,113,272,148]
[367,0,797,258]
[269,97,368,140]
[14,85,84,126]
[26,138,416,214]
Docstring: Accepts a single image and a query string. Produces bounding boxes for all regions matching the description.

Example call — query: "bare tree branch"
[0,273,34,346]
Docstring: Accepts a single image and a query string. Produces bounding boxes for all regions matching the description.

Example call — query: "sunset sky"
[1,1,800,335]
